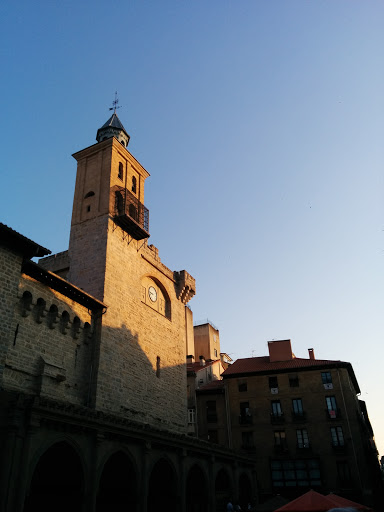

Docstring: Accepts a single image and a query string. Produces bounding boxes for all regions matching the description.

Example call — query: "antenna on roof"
[109,91,121,113]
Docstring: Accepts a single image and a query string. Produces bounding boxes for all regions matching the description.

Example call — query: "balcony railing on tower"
[112,186,149,240]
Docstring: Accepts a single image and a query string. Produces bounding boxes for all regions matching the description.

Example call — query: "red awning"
[274,489,371,512]
[274,490,339,512]
[326,493,372,511]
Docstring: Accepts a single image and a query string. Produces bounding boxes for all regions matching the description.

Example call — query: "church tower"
[68,111,150,299]
[64,108,196,432]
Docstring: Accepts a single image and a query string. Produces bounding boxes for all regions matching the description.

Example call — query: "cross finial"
[109,91,121,113]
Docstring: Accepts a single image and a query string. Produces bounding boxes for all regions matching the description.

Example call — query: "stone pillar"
[140,441,151,512]
[87,431,104,512]
[0,397,28,512]
[178,448,187,512]
[233,460,239,506]
[209,454,215,512]
[13,409,41,512]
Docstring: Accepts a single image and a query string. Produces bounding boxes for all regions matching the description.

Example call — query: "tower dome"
[96,112,130,148]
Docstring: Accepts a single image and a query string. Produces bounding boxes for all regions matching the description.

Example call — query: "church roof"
[96,112,130,146]
[0,223,51,259]
[99,112,127,133]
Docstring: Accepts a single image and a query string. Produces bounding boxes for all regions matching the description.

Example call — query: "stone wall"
[0,245,23,385]
[94,220,191,433]
[2,267,95,406]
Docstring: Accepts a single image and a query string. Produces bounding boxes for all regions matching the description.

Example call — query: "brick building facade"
[196,339,383,509]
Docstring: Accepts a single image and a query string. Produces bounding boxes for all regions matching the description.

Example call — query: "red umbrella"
[274,489,338,512]
[327,493,372,511]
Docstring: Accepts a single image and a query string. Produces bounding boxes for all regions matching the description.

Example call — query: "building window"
[188,408,196,424]
[206,400,217,423]
[115,191,124,215]
[238,380,247,392]
[132,176,137,193]
[330,426,345,447]
[337,460,352,486]
[289,374,299,387]
[296,429,309,448]
[271,400,283,417]
[274,431,286,448]
[269,376,278,394]
[271,459,321,488]
[242,431,254,449]
[214,348,218,357]
[208,430,218,444]
[321,371,333,389]
[240,402,252,424]
[292,398,304,417]
[118,162,124,180]
[326,396,338,418]
[156,356,161,378]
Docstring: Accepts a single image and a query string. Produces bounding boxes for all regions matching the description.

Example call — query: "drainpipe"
[337,367,363,491]
[224,380,232,449]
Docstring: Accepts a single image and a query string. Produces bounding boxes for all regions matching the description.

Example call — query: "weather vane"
[109,91,121,113]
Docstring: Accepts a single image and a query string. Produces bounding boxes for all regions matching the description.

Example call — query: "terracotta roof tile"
[223,355,346,377]
[197,380,225,392]
[187,360,220,374]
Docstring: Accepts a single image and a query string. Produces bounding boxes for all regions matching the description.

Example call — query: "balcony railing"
[274,444,289,454]
[296,443,311,451]
[326,408,341,420]
[270,412,285,425]
[112,186,149,240]
[292,411,307,422]
[331,441,347,453]
[242,444,256,453]
[206,413,218,423]
[239,414,253,425]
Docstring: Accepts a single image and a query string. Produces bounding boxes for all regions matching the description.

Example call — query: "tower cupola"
[96,112,130,148]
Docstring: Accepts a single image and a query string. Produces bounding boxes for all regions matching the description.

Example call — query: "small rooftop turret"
[96,112,130,148]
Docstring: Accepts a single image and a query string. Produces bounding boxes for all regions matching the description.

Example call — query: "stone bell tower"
[65,108,195,431]
[67,112,195,432]
[67,111,150,300]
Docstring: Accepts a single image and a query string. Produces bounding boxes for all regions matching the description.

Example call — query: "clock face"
[148,286,157,302]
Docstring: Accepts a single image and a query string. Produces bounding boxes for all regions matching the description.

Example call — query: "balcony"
[296,443,311,452]
[270,412,285,425]
[239,414,253,425]
[331,441,348,454]
[206,413,218,424]
[242,443,256,453]
[274,444,289,455]
[325,408,341,420]
[292,411,307,423]
[112,186,149,240]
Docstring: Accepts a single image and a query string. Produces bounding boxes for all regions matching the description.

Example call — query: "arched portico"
[215,468,233,512]
[95,450,138,511]
[238,473,253,510]
[186,463,208,512]
[23,441,84,512]
[147,457,178,512]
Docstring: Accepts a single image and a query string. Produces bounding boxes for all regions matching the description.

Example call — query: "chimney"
[308,348,315,360]
[268,340,293,362]
[186,354,194,363]
[199,355,206,366]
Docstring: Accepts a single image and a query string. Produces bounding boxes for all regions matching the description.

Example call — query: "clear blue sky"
[1,1,384,455]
